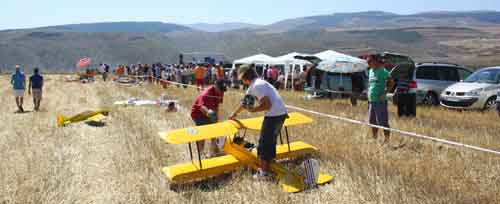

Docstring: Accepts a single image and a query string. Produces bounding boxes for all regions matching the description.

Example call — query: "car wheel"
[484,97,497,111]
[423,92,438,105]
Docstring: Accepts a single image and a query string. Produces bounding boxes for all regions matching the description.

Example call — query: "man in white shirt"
[229,65,288,178]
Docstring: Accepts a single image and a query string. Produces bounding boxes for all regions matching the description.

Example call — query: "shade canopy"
[313,50,368,73]
[271,52,312,66]
[233,54,275,65]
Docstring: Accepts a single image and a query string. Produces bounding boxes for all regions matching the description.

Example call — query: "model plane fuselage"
[57,110,109,127]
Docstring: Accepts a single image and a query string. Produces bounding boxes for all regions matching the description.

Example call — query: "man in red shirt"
[191,79,227,157]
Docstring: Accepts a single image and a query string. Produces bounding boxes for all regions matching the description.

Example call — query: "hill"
[29,21,192,33]
[264,11,500,32]
[1,11,500,72]
[187,22,261,32]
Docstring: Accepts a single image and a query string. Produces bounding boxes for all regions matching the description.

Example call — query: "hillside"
[265,11,500,32]
[0,75,499,203]
[15,22,192,33]
[1,11,500,72]
[187,22,261,32]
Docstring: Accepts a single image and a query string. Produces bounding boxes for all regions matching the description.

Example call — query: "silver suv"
[413,63,473,105]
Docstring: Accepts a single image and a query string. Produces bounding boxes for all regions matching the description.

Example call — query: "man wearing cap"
[11,65,26,113]
[191,79,227,157]
[229,65,288,178]
[28,68,44,111]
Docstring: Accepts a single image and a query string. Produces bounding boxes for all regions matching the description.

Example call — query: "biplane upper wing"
[160,121,239,144]
[233,112,313,130]
[160,112,312,144]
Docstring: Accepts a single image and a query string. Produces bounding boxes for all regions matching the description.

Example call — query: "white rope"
[286,105,500,156]
[122,74,500,156]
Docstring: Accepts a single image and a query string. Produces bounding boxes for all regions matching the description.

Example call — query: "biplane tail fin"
[57,114,68,127]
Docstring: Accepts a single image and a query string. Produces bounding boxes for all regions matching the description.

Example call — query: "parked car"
[412,62,473,105]
[387,61,472,104]
[440,67,500,110]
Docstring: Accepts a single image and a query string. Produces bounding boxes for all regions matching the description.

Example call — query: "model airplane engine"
[242,94,257,110]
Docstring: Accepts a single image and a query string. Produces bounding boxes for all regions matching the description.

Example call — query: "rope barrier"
[117,74,500,156]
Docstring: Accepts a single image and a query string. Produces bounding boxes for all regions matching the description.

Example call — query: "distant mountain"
[264,11,500,32]
[187,22,261,32]
[35,22,192,33]
[1,11,500,73]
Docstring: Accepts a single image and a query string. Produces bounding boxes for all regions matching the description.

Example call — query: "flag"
[77,57,92,68]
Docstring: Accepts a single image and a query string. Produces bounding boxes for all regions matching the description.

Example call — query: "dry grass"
[0,75,499,204]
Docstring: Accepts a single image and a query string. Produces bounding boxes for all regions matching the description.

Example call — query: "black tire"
[423,92,438,106]
[484,97,497,111]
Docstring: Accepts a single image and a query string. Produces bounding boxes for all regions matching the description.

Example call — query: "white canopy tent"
[314,50,367,73]
[232,54,276,78]
[309,50,368,95]
[233,54,275,65]
[271,52,312,90]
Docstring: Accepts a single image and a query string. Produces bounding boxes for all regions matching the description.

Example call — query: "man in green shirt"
[367,54,395,144]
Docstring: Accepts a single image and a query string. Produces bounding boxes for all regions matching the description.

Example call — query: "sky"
[2,0,500,30]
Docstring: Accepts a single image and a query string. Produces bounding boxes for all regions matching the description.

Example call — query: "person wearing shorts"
[194,65,206,89]
[28,68,44,111]
[367,54,395,144]
[229,65,288,177]
[11,65,26,113]
[191,79,226,157]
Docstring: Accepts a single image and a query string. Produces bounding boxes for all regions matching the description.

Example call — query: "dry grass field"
[0,75,499,204]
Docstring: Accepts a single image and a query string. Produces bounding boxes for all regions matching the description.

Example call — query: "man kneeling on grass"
[191,79,226,157]
[229,65,288,179]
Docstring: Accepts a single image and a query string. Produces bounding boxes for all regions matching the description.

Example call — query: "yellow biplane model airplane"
[57,110,109,127]
[159,112,332,193]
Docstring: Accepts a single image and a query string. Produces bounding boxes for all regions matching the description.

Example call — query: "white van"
[440,67,500,110]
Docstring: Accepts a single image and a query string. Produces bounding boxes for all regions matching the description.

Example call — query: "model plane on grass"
[57,110,109,127]
[159,112,333,193]
[114,97,178,107]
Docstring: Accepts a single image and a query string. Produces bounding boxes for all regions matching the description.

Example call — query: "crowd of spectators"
[101,62,311,91]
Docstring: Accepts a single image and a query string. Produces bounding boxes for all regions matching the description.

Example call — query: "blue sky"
[2,0,500,29]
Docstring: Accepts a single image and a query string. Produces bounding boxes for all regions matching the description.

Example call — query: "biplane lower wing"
[162,142,320,183]
[162,155,241,183]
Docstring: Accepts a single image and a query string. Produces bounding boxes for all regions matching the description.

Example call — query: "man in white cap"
[11,65,26,112]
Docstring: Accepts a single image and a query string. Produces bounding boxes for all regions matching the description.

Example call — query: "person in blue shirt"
[28,68,44,111]
[11,65,26,113]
